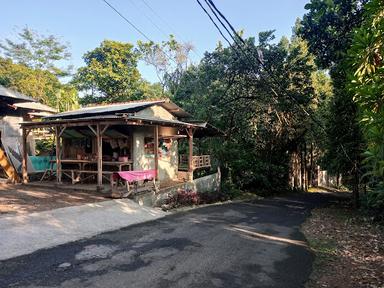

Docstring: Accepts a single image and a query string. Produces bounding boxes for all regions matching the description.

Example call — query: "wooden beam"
[21,128,29,183]
[188,127,194,180]
[22,119,135,129]
[96,124,103,187]
[55,126,62,183]
[58,126,66,138]
[88,125,97,136]
[101,124,110,135]
[154,125,159,180]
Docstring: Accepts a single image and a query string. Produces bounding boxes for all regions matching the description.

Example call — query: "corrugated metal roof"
[21,113,223,137]
[125,115,205,128]
[0,85,37,102]
[44,100,165,119]
[160,102,192,118]
[14,102,57,113]
[44,100,193,120]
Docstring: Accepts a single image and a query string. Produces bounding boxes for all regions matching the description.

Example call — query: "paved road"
[0,193,342,288]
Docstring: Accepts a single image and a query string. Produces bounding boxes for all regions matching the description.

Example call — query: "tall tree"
[74,40,142,103]
[0,57,79,111]
[300,0,367,205]
[137,35,194,94]
[300,0,368,69]
[348,0,384,210]
[174,31,320,193]
[0,27,72,76]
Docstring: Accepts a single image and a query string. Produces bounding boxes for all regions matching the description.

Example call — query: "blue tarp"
[29,156,56,172]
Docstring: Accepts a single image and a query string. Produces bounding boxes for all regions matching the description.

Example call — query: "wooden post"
[22,128,29,183]
[188,127,194,181]
[154,125,159,180]
[96,124,103,188]
[55,126,62,183]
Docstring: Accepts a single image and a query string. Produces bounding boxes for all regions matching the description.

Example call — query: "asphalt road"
[0,193,342,288]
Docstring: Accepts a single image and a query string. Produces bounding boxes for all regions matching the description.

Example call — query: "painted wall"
[132,106,179,181]
[136,105,176,120]
[132,126,178,181]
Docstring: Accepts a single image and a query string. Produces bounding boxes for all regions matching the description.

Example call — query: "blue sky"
[0,0,309,83]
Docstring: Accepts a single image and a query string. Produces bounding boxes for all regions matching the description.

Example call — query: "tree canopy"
[0,57,79,111]
[0,27,79,112]
[348,0,384,210]
[137,35,194,94]
[173,30,323,193]
[0,27,72,76]
[73,40,142,103]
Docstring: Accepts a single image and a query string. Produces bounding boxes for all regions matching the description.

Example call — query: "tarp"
[1,138,52,174]
[117,169,156,183]
[29,156,56,172]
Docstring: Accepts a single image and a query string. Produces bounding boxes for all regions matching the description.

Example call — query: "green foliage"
[0,27,72,76]
[174,31,321,194]
[348,0,384,206]
[0,57,79,111]
[137,35,194,94]
[300,0,368,69]
[361,190,384,216]
[35,138,55,156]
[300,0,365,198]
[74,40,142,103]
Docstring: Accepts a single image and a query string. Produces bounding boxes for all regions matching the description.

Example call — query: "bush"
[162,188,231,210]
[361,189,384,221]
[35,139,55,155]
[163,189,200,209]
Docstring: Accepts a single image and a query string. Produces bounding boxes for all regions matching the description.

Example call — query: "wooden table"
[51,159,133,184]
[60,159,93,170]
[103,161,132,171]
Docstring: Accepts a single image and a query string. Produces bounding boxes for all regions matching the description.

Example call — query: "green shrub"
[361,189,384,221]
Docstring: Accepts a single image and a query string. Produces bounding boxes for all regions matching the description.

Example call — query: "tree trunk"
[304,143,308,191]
[309,142,313,187]
[352,162,360,208]
[300,147,305,191]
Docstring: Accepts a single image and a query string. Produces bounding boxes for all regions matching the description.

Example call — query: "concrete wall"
[186,171,221,193]
[132,171,222,207]
[0,116,35,154]
[0,116,23,138]
[136,105,176,120]
[132,126,178,182]
[132,105,180,182]
[0,116,35,173]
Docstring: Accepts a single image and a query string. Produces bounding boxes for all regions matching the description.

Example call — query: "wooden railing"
[179,155,211,170]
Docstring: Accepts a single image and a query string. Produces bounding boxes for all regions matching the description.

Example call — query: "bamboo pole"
[154,125,159,180]
[22,128,29,183]
[96,124,102,188]
[55,126,62,183]
[188,127,194,181]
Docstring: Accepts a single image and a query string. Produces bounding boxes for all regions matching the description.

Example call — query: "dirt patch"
[0,184,108,215]
[302,204,384,288]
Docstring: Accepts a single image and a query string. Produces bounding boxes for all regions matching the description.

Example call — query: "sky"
[0,0,310,83]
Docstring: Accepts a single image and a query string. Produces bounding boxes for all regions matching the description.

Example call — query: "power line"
[195,0,233,49]
[196,0,281,103]
[204,0,242,49]
[126,0,169,39]
[201,0,313,117]
[140,0,203,58]
[102,0,177,65]
[102,0,152,42]
[196,0,360,170]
